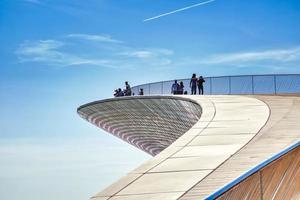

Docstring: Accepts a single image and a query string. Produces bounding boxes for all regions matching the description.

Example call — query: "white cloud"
[15,35,174,69]
[16,40,64,62]
[202,47,300,65]
[16,36,300,71]
[164,47,300,73]
[68,34,123,43]
[121,50,154,58]
[15,40,118,68]
[118,49,173,59]
[23,0,41,4]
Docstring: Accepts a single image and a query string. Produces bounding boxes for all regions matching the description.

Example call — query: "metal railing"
[132,74,300,95]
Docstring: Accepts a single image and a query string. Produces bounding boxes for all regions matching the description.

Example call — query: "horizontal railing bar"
[131,74,300,96]
[132,74,300,89]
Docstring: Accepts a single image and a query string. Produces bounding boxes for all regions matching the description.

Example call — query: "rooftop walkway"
[78,95,300,200]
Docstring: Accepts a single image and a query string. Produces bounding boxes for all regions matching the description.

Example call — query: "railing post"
[274,75,277,95]
[161,81,164,95]
[229,76,232,95]
[210,77,213,95]
[252,75,254,95]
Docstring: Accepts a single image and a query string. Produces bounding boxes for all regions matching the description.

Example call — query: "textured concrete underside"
[78,96,202,156]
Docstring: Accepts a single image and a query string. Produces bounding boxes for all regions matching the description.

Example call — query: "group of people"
[114,81,144,97]
[171,74,205,95]
[114,74,206,97]
[171,80,186,95]
[113,81,132,97]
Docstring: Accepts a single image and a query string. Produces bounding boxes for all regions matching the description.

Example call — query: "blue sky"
[0,0,300,199]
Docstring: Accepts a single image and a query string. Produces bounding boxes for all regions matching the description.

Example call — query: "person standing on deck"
[190,74,197,95]
[124,81,132,96]
[178,81,184,94]
[171,80,179,94]
[197,76,205,95]
[139,88,144,95]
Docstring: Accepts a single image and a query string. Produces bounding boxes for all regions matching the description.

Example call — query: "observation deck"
[78,74,300,200]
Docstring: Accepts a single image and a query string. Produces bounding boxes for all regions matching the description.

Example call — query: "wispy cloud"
[118,49,173,59]
[21,1,97,16]
[17,34,299,71]
[15,34,173,69]
[15,40,116,68]
[67,34,123,43]
[202,47,300,66]
[169,47,300,73]
[16,40,65,63]
[144,0,216,22]
[23,0,41,4]
[121,50,154,59]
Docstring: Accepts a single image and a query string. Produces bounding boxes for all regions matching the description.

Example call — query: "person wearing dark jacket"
[139,88,144,95]
[171,80,179,94]
[113,89,118,97]
[118,88,124,96]
[190,74,197,95]
[197,76,205,95]
[124,81,132,96]
[178,81,184,95]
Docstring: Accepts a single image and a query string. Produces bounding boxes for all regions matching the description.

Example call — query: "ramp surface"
[77,95,300,200]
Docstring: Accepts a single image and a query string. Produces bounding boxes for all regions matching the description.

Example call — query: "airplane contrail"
[144,0,216,22]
